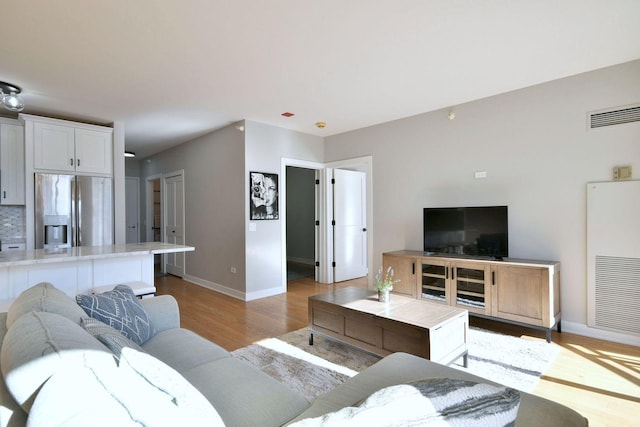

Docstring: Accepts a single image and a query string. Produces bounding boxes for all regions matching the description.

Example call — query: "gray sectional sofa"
[0,283,587,426]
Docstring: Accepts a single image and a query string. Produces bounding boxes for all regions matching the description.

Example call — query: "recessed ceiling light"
[281,112,295,117]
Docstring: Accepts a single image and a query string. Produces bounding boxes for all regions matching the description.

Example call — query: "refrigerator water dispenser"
[43,215,70,248]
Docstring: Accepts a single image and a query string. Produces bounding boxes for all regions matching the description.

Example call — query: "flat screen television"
[423,206,508,259]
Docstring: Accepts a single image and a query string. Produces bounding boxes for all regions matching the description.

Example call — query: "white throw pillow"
[118,347,225,426]
[27,349,225,427]
[290,378,520,427]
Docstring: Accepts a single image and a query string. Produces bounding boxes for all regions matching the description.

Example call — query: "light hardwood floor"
[155,274,639,427]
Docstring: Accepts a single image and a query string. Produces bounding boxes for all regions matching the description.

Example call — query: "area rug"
[231,327,559,401]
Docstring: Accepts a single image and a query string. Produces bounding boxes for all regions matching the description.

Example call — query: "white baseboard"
[182,274,285,302]
[562,320,640,346]
[182,274,246,300]
[245,286,285,301]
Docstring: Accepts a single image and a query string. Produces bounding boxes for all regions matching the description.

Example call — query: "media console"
[383,250,561,342]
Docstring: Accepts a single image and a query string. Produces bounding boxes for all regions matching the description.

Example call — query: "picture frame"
[250,171,279,220]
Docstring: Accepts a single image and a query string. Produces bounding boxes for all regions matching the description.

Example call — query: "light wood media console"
[383,250,561,342]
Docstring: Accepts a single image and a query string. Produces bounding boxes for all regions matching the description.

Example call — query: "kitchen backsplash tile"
[0,206,26,243]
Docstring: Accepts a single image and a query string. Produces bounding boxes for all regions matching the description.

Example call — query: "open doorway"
[146,175,163,274]
[125,177,140,243]
[285,166,317,282]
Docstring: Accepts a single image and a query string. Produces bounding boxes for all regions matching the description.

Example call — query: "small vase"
[378,290,390,303]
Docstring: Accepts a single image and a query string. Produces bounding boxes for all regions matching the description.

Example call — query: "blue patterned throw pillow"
[76,285,156,346]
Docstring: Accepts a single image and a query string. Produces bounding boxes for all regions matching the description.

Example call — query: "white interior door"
[125,177,140,243]
[164,171,185,277]
[333,169,367,282]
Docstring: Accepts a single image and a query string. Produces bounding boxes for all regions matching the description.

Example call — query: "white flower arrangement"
[375,266,400,292]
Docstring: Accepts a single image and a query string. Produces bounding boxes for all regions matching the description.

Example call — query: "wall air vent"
[589,104,640,129]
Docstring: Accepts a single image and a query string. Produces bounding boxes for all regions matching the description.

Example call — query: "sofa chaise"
[0,283,587,426]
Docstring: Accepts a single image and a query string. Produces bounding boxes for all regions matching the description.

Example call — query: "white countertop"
[0,242,195,267]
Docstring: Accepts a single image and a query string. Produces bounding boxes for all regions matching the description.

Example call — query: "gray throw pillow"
[76,285,156,346]
[81,316,144,358]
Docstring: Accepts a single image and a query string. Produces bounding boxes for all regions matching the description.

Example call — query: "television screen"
[423,206,508,259]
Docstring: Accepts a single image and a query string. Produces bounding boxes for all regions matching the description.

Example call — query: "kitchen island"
[0,242,194,310]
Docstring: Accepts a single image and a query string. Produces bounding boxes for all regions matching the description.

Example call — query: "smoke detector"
[315,121,326,128]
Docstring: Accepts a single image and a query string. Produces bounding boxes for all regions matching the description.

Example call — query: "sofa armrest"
[140,295,180,332]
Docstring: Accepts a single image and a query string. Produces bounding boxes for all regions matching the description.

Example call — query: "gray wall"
[286,166,316,264]
[324,59,640,329]
[140,124,246,294]
[125,158,141,177]
[137,120,323,300]
[244,121,324,299]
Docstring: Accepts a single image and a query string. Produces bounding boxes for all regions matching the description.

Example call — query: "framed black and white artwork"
[250,172,279,220]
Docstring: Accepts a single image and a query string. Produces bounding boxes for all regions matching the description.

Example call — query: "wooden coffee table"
[308,287,468,366]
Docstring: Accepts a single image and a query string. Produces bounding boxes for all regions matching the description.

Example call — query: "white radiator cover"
[587,181,640,336]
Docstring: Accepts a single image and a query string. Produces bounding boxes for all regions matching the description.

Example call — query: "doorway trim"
[280,158,325,292]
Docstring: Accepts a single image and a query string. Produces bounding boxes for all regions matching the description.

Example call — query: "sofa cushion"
[81,316,144,358]
[142,328,230,373]
[0,311,113,412]
[289,352,589,427]
[182,357,310,427]
[27,349,224,427]
[0,312,27,427]
[6,282,86,328]
[76,285,156,346]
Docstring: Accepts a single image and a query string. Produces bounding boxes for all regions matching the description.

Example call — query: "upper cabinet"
[31,118,113,175]
[0,120,25,205]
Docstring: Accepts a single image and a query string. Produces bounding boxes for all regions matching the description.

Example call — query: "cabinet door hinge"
[315,220,320,226]
[315,179,320,185]
[331,220,336,226]
[315,261,320,267]
[332,261,336,268]
[331,178,335,184]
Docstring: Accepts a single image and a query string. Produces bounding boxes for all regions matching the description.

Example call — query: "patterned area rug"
[231,327,559,401]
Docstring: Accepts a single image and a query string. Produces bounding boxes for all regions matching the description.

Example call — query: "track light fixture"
[0,81,25,112]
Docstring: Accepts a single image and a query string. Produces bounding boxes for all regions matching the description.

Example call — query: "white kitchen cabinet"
[74,128,112,174]
[33,119,112,175]
[0,120,25,205]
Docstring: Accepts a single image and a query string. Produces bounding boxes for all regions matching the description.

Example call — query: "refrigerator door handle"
[72,177,77,247]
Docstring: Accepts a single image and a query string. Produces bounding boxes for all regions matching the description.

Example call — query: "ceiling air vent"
[589,104,640,129]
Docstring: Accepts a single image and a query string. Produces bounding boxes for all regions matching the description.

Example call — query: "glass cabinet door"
[452,262,491,314]
[420,260,449,304]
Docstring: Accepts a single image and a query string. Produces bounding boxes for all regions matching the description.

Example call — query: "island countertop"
[0,243,195,268]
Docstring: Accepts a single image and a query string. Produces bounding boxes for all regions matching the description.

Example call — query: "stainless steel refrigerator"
[35,173,114,249]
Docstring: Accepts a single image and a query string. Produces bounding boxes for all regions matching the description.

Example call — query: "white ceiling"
[1,1,639,159]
